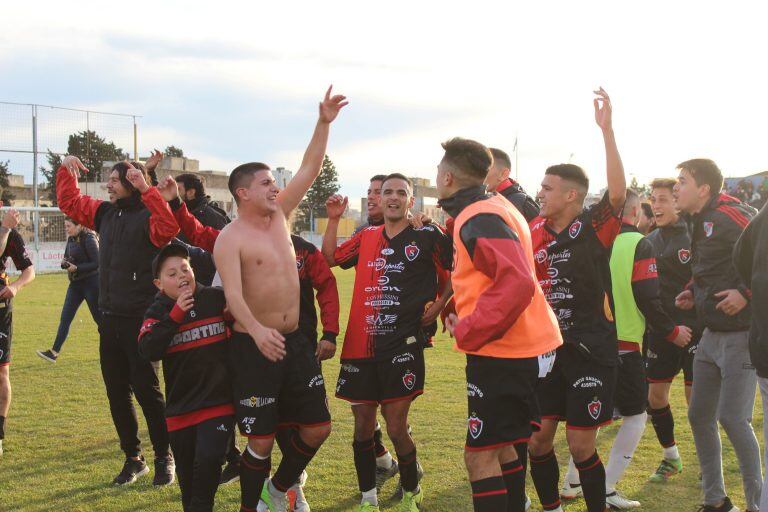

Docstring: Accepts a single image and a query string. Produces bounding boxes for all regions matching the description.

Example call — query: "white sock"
[605,412,647,490]
[663,444,680,460]
[362,488,378,506]
[376,451,393,469]
[246,445,269,459]
[565,456,580,485]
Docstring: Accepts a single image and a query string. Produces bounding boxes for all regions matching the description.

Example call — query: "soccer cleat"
[36,349,57,363]
[358,504,380,512]
[153,455,176,486]
[375,458,399,490]
[394,460,424,498]
[696,496,739,512]
[113,456,149,485]
[560,481,583,499]
[606,490,640,509]
[399,489,424,511]
[649,457,683,483]
[220,458,241,484]
[289,470,310,512]
[260,480,288,512]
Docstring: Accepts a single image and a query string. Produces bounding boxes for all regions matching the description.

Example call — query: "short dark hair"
[489,148,511,169]
[228,162,271,203]
[440,137,493,183]
[650,178,677,192]
[545,164,589,191]
[370,174,387,183]
[176,173,205,199]
[382,173,412,190]
[640,202,654,219]
[622,188,640,217]
[111,162,151,195]
[676,158,723,195]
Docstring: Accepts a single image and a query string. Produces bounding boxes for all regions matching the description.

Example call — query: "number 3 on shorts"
[538,350,556,378]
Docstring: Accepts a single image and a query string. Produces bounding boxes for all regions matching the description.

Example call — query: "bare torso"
[227,212,300,334]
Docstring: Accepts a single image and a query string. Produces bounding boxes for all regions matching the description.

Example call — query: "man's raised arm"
[594,87,626,212]
[56,156,103,230]
[278,86,348,215]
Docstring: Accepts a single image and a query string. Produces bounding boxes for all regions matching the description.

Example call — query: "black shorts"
[465,354,547,451]
[0,305,12,367]
[613,351,647,417]
[230,330,330,438]
[646,329,700,385]
[336,347,425,405]
[537,343,617,430]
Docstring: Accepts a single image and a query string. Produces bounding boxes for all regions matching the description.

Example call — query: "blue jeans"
[52,273,100,353]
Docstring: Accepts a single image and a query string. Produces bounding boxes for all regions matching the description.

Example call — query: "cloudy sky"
[2,1,766,199]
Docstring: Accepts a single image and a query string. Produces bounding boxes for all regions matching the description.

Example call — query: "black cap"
[152,244,190,278]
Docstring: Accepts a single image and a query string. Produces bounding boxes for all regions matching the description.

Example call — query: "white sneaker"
[289,471,310,512]
[560,481,583,499]
[606,490,641,509]
[0,439,3,457]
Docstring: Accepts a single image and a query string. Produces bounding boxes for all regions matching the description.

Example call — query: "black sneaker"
[697,496,739,512]
[393,460,424,499]
[36,349,58,363]
[113,456,149,485]
[220,458,240,485]
[153,455,176,486]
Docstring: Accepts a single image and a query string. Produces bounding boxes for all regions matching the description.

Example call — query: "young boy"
[138,244,234,512]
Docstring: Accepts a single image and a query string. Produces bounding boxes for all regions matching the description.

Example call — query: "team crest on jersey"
[678,248,691,264]
[568,220,583,239]
[468,413,483,439]
[402,370,416,390]
[587,399,602,420]
[703,221,714,238]
[535,249,547,264]
[405,243,420,261]
[296,257,304,270]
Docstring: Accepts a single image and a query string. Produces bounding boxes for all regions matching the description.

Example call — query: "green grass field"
[0,272,762,511]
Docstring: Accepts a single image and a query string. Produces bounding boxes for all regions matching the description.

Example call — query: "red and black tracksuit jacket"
[138,285,234,431]
[293,234,340,346]
[496,178,541,223]
[688,193,756,332]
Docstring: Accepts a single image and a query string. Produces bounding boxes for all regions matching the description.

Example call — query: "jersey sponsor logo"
[341,364,360,373]
[569,220,583,239]
[468,413,483,439]
[467,383,484,398]
[392,352,415,364]
[378,276,390,285]
[336,378,346,393]
[573,376,603,389]
[308,374,325,388]
[677,248,691,264]
[368,258,406,274]
[239,396,276,408]
[588,398,602,420]
[170,320,226,348]
[703,221,714,237]
[545,289,573,303]
[405,244,420,262]
[365,294,401,307]
[535,249,547,264]
[366,314,398,326]
[364,285,402,293]
[381,248,394,255]
[402,370,416,390]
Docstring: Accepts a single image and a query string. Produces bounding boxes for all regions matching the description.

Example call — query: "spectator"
[174,174,229,244]
[36,218,100,363]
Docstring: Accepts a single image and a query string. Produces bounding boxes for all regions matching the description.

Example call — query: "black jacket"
[177,196,229,244]
[734,205,768,377]
[496,178,540,223]
[138,284,233,430]
[689,193,756,332]
[64,231,99,282]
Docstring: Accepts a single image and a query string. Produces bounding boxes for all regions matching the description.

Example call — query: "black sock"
[575,452,606,512]
[272,431,318,492]
[501,459,526,512]
[530,450,560,511]
[648,405,676,450]
[373,422,388,458]
[240,450,270,511]
[471,476,508,511]
[397,448,419,493]
[274,426,293,455]
[514,442,528,473]
[226,433,241,463]
[353,438,377,492]
[0,415,5,440]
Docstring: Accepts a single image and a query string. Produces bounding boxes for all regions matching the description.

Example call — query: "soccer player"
[138,244,234,512]
[644,178,700,483]
[484,147,540,222]
[0,206,36,457]
[434,137,561,512]
[323,173,452,511]
[355,175,386,233]
[57,154,179,485]
[212,86,347,512]
[674,159,760,512]
[526,88,626,512]
[734,202,768,512]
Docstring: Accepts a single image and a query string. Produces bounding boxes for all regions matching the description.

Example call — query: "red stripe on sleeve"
[632,258,658,282]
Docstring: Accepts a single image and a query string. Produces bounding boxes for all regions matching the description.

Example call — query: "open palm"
[319,85,349,123]
[593,87,613,131]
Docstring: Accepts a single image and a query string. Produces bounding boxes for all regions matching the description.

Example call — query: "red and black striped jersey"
[529,192,622,365]
[334,224,452,361]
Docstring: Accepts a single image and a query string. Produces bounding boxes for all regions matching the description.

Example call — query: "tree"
[0,161,16,204]
[41,151,62,204]
[296,155,340,233]
[629,176,650,198]
[164,145,184,158]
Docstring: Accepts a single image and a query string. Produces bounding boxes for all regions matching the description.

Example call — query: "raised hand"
[157,176,180,202]
[125,162,150,193]
[2,209,20,230]
[145,150,164,172]
[176,290,195,312]
[593,87,613,131]
[409,211,433,229]
[325,194,348,220]
[319,85,349,124]
[61,155,89,181]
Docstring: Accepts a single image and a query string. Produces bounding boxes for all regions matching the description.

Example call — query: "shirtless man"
[213,86,347,512]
